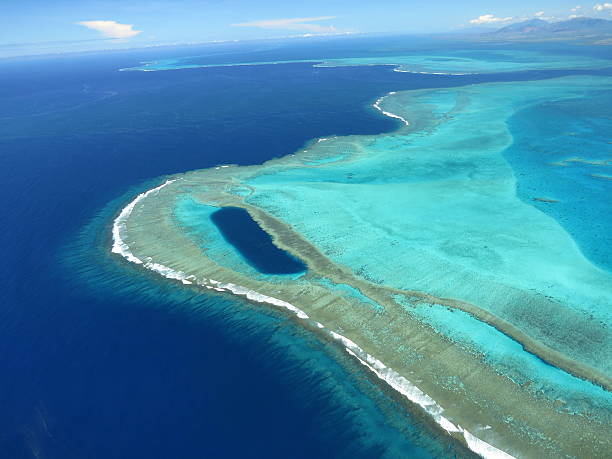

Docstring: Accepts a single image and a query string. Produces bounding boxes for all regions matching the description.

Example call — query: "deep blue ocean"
[1,37,610,458]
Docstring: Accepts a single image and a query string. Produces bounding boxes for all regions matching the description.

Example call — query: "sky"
[2,0,612,57]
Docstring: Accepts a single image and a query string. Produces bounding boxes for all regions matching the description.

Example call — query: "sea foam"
[373,94,410,126]
[392,68,474,76]
[111,179,177,264]
[111,179,518,459]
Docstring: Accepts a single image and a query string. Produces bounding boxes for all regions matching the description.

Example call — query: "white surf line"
[392,68,475,76]
[332,333,515,459]
[373,93,410,126]
[112,179,177,264]
[112,182,517,459]
[111,179,203,286]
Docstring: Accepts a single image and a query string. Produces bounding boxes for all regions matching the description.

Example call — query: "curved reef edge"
[111,181,516,459]
[110,77,612,459]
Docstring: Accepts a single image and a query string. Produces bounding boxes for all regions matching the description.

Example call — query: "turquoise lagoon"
[244,77,612,374]
[114,48,612,458]
[503,95,612,272]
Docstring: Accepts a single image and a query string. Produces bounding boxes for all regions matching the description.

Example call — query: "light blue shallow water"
[229,76,612,416]
[398,299,612,415]
[503,93,612,272]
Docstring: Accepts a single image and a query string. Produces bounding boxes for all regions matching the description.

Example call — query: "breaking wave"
[110,180,516,459]
[373,93,410,126]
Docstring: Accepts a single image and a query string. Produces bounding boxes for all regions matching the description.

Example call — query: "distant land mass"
[457,17,612,45]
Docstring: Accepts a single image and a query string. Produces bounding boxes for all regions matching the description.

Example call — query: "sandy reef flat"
[113,75,612,458]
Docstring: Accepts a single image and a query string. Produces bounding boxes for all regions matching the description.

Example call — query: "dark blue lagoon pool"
[211,207,307,274]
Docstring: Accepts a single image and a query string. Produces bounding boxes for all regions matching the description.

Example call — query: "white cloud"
[232,16,337,33]
[571,5,582,12]
[593,3,612,12]
[77,20,142,39]
[533,11,561,21]
[469,14,514,25]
